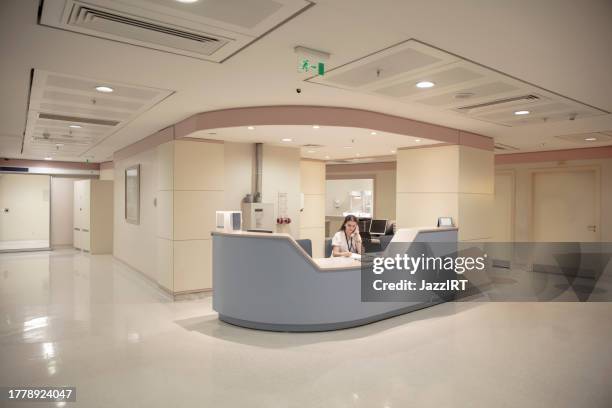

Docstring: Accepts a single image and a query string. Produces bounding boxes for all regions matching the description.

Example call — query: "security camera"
[296,88,302,94]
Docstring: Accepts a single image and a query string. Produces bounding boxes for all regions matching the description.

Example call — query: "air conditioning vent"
[458,94,540,113]
[40,0,312,62]
[38,113,119,127]
[302,144,324,148]
[65,3,230,56]
[494,143,519,151]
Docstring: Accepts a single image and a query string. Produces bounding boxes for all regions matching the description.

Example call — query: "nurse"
[331,215,363,257]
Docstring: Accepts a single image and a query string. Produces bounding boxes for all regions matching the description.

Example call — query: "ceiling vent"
[457,94,540,114]
[65,4,230,56]
[40,0,312,62]
[494,142,519,152]
[38,113,120,127]
[302,144,324,148]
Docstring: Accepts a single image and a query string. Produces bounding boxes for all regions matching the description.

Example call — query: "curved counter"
[212,228,458,332]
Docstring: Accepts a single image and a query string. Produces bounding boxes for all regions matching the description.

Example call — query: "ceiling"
[190,125,439,160]
[1,0,611,163]
[24,69,172,160]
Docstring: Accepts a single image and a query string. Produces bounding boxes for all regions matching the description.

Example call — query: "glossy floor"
[1,249,611,408]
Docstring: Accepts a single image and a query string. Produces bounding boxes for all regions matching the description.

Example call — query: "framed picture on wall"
[125,164,140,225]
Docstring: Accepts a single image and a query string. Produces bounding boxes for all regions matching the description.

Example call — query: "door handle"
[587,225,597,232]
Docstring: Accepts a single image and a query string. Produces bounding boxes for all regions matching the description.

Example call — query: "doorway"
[531,167,600,242]
[0,173,51,251]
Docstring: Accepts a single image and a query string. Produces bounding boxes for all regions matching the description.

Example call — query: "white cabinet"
[73,180,113,254]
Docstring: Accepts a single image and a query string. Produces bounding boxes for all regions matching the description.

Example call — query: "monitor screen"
[358,219,371,233]
[369,219,387,234]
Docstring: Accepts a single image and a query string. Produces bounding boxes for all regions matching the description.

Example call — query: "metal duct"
[254,143,263,203]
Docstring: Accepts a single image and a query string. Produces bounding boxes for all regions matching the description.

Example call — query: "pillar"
[395,143,494,241]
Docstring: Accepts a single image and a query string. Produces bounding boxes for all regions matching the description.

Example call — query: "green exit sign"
[298,57,325,76]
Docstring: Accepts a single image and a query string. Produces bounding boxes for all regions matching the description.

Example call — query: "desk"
[212,227,458,332]
[313,257,361,270]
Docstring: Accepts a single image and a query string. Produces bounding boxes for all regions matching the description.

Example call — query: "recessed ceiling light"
[416,81,435,89]
[281,138,292,142]
[69,125,82,129]
[312,125,320,129]
[176,0,199,3]
[343,146,353,149]
[95,86,113,93]
[391,150,396,153]
[514,110,530,115]
[415,139,421,142]
[44,157,53,160]
[585,137,597,141]
[247,126,255,130]
[307,150,316,153]
[370,131,377,135]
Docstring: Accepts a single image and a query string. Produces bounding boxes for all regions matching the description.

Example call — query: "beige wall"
[496,157,612,242]
[113,139,225,294]
[262,145,301,236]
[0,174,50,242]
[99,168,114,180]
[224,142,253,210]
[50,177,74,247]
[113,147,163,287]
[396,145,494,241]
[300,160,325,257]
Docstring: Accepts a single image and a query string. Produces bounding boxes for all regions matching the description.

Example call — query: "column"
[396,143,494,241]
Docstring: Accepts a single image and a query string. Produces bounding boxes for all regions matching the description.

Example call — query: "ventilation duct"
[457,95,541,114]
[65,4,230,56]
[494,143,519,152]
[38,113,119,127]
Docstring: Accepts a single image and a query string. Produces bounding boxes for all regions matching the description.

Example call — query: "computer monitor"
[369,219,387,235]
[358,219,371,233]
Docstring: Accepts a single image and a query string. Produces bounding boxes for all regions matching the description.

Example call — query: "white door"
[532,169,599,242]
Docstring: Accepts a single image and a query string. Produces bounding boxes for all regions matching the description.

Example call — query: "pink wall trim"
[496,146,612,165]
[100,161,114,170]
[327,161,397,173]
[173,106,493,150]
[459,131,495,151]
[113,126,174,161]
[1,158,99,170]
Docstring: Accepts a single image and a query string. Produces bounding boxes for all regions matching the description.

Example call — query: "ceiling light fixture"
[95,86,114,93]
[281,138,292,142]
[370,132,377,135]
[585,137,597,141]
[69,125,82,129]
[343,146,353,149]
[514,110,530,115]
[44,157,53,160]
[307,150,316,153]
[176,0,199,3]
[325,156,330,159]
[391,150,396,153]
[247,126,255,130]
[356,153,361,157]
[415,139,421,142]
[312,125,320,129]
[416,81,435,89]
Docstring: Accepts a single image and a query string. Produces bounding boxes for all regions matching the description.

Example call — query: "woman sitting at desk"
[331,215,363,257]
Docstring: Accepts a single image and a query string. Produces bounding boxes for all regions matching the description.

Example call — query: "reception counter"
[212,227,458,332]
